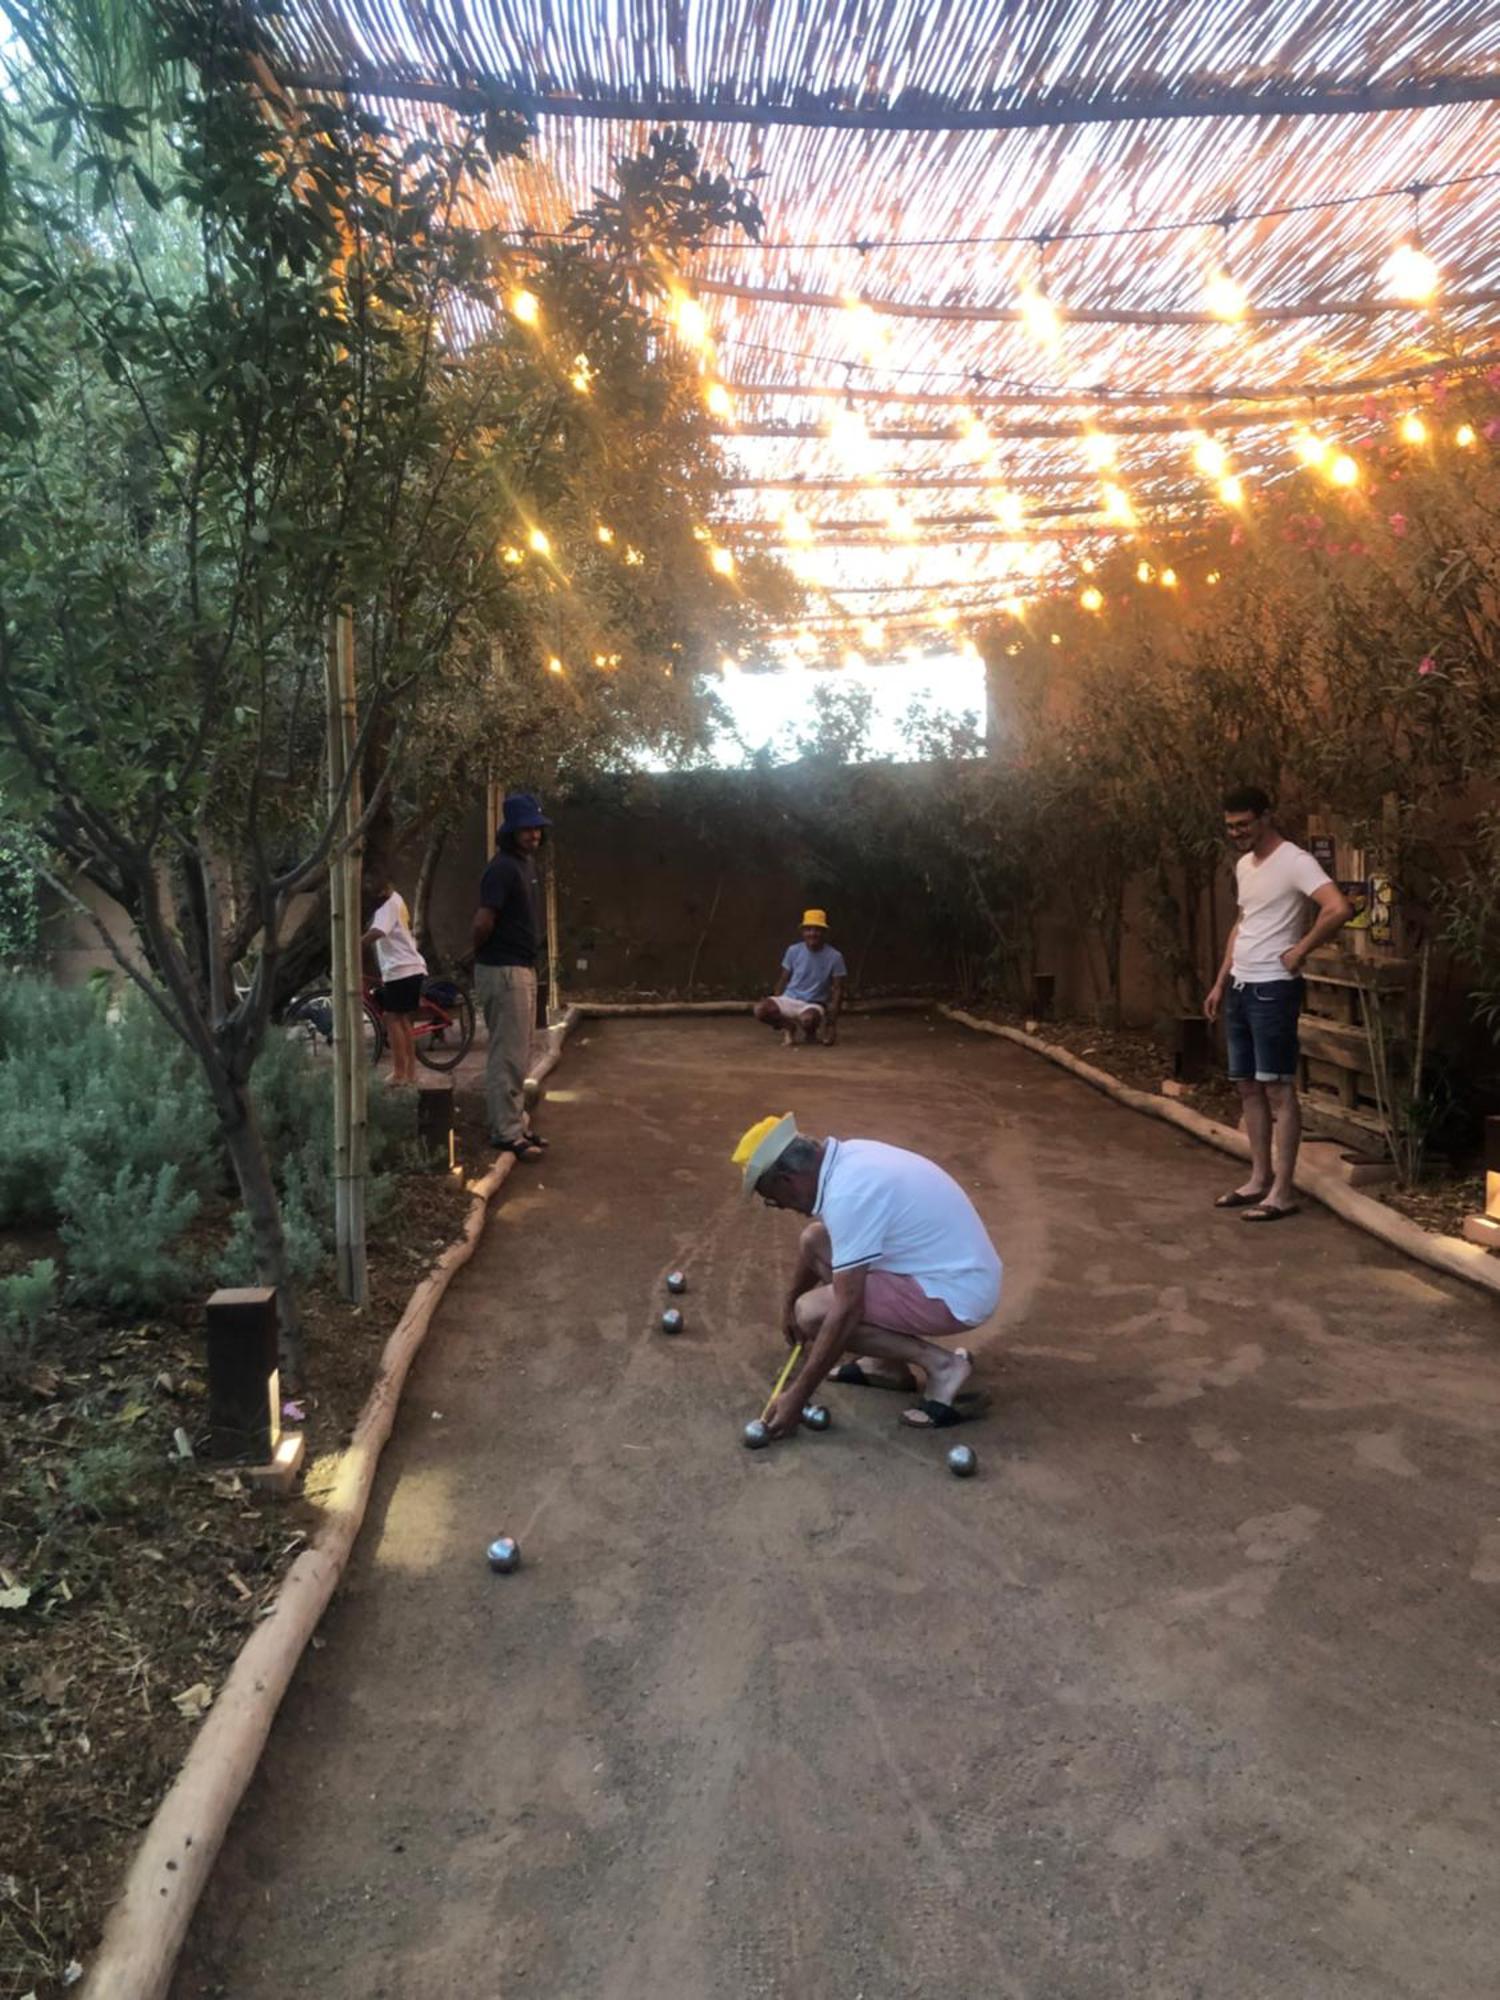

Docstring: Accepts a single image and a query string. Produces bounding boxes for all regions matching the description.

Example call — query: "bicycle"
[283,976,475,1072]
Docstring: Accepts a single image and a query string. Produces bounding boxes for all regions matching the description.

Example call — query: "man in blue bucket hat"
[472,792,552,1159]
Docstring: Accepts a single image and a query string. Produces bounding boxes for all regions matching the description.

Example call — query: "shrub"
[64,1437,154,1519]
[58,1160,199,1308]
[0,820,44,967]
[0,1256,58,1385]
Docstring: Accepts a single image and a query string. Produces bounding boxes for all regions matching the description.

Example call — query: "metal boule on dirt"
[666,1271,687,1294]
[487,1536,521,1572]
[946,1444,977,1478]
[801,1404,831,1431]
[742,1419,770,1450]
[661,1308,684,1335]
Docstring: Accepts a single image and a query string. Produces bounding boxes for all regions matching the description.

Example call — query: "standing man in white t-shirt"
[730,1113,1002,1437]
[363,874,429,1087]
[1204,787,1353,1221]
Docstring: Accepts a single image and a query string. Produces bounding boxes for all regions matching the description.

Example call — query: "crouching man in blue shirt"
[753,908,847,1048]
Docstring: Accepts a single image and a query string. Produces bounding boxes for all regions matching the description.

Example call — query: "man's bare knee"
[794,1286,830,1335]
[1235,1078,1264,1100]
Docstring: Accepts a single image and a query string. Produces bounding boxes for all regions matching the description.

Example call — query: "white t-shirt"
[367,892,427,983]
[1232,841,1332,982]
[814,1137,1002,1326]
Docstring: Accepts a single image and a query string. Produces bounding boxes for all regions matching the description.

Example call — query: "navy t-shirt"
[476,851,540,968]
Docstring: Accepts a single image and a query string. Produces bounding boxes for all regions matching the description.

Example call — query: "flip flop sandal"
[899,1398,974,1430]
[498,1135,545,1161]
[1241,1203,1299,1223]
[1214,1189,1271,1209]
[831,1361,877,1386]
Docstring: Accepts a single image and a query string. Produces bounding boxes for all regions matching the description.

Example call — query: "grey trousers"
[476,963,536,1143]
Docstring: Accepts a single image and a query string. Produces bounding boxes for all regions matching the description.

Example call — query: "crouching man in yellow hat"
[753,910,847,1047]
[731,1113,1002,1437]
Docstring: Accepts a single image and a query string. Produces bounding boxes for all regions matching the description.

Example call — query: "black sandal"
[899,1398,974,1430]
[497,1135,545,1161]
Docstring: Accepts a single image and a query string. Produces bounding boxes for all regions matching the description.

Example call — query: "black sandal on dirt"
[832,1360,876,1386]
[498,1135,545,1161]
[1241,1203,1299,1223]
[1214,1189,1270,1209]
[523,1131,550,1150]
[899,1398,973,1430]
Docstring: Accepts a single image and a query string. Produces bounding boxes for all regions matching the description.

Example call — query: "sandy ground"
[174,1014,1500,2000]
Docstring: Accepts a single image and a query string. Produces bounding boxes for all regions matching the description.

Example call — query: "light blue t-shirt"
[781,939,847,1005]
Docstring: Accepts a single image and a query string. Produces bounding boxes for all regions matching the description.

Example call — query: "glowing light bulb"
[1192,435,1229,479]
[991,490,1026,533]
[1019,287,1064,349]
[1206,569,1221,585]
[827,405,874,466]
[1049,631,1062,646]
[569,354,593,394]
[596,524,615,545]
[500,545,523,565]
[959,410,994,458]
[1456,422,1477,447]
[1136,560,1154,584]
[1160,567,1179,589]
[1081,431,1117,471]
[546,655,563,675]
[1080,556,1097,574]
[1383,240,1440,304]
[842,647,865,672]
[1217,474,1245,507]
[1399,411,1428,445]
[781,506,814,545]
[1330,453,1360,488]
[710,545,735,578]
[705,382,734,420]
[691,525,710,542]
[673,294,712,348]
[719,655,738,675]
[527,527,551,557]
[511,289,540,325]
[860,619,884,648]
[1204,269,1248,321]
[843,300,888,361]
[624,546,644,566]
[1003,595,1026,618]
[1080,585,1104,611]
[1292,431,1331,469]
[1100,482,1136,528]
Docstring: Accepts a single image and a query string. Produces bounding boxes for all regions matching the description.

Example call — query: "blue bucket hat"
[499,792,552,837]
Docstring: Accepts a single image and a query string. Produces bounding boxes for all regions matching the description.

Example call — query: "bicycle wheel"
[362,997,387,1067]
[415,985,475,1071]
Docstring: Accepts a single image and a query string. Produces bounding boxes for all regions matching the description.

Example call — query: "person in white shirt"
[1204,788,1352,1221]
[730,1113,1003,1438]
[362,876,428,1086]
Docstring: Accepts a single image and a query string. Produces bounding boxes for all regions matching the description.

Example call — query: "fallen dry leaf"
[0,1584,32,1612]
[171,1682,213,1721]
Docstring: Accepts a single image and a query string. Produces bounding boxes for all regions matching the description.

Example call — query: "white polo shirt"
[814,1137,1002,1325]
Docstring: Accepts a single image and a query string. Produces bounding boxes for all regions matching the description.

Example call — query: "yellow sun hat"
[731,1112,799,1196]
[801,909,829,929]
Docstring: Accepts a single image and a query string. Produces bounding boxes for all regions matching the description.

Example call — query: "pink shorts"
[860,1270,969,1339]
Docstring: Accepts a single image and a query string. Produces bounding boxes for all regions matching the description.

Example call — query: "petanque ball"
[801,1404,831,1431]
[666,1271,687,1295]
[661,1308,684,1335]
[487,1536,521,1572]
[742,1419,770,1450]
[946,1444,978,1479]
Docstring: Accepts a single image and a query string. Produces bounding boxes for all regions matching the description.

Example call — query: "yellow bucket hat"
[801,908,829,929]
[731,1112,799,1196]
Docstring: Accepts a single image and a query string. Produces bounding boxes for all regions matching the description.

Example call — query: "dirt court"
[173,1014,1500,2000]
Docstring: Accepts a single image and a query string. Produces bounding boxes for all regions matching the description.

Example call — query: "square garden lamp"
[205,1285,281,1461]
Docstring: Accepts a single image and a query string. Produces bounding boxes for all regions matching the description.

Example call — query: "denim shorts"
[1224,977,1303,1083]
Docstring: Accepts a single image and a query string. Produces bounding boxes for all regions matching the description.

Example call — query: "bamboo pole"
[485,768,503,865]
[544,837,562,1024]
[326,607,367,1306]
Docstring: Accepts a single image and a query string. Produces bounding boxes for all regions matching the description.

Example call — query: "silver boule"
[946,1444,978,1478]
[742,1419,770,1450]
[487,1536,521,1572]
[661,1308,684,1334]
[666,1271,687,1294]
[801,1403,831,1431]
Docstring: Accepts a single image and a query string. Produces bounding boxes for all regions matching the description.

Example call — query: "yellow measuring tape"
[761,1342,803,1421]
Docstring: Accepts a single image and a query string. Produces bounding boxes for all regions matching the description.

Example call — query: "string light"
[827,404,876,468]
[990,490,1026,532]
[1382,239,1440,304]
[1049,632,1062,646]
[624,546,644,566]
[1217,474,1245,507]
[1330,452,1360,487]
[1080,584,1104,611]
[692,525,710,542]
[1292,430,1332,468]
[710,545,736,577]
[843,299,889,362]
[500,545,523,565]
[527,527,551,557]
[1160,566,1179,588]
[780,505,815,544]
[596,524,615,544]
[511,289,540,325]
[1100,482,1136,528]
[1190,434,1230,479]
[1136,559,1154,583]
[720,654,738,675]
[546,655,563,675]
[672,293,713,348]
[705,381,734,419]
[1399,411,1428,445]
[1206,570,1222,584]
[569,354,593,394]
[1018,284,1064,350]
[1204,268,1249,321]
[1080,431,1118,472]
[1456,422,1478,447]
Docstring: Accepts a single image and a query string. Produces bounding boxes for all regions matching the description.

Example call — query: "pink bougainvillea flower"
[1230,524,1245,546]
[1417,656,1436,676]
[1388,513,1408,536]
[1487,366,1500,390]
[1485,419,1500,442]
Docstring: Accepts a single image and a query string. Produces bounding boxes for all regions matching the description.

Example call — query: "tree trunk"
[216,1076,304,1384]
[412,823,448,965]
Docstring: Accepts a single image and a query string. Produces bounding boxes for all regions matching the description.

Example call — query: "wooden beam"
[275,67,1500,134]
[692,274,1500,327]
